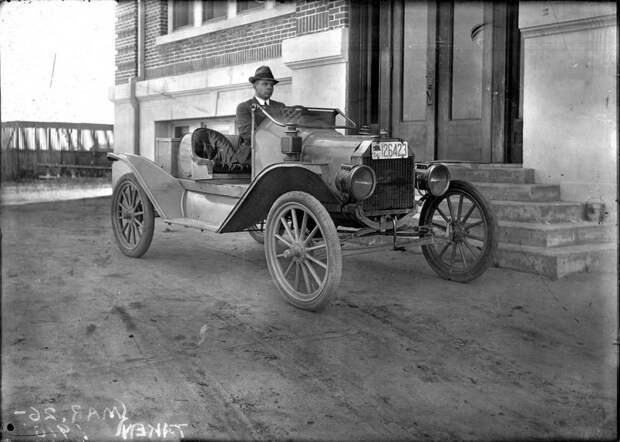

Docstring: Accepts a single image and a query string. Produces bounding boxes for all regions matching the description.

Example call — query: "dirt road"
[1,197,616,441]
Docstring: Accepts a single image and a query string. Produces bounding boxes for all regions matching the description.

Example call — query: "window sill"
[156,3,296,46]
[171,23,194,32]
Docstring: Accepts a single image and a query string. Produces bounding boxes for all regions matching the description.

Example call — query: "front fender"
[218,163,342,233]
[108,152,185,219]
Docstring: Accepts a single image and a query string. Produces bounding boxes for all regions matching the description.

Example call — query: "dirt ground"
[1,196,617,441]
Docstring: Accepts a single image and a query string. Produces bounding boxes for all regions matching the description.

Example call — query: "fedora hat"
[249,66,279,84]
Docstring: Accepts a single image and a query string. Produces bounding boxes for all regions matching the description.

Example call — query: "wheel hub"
[444,221,468,242]
[445,222,454,240]
[285,242,306,259]
[452,222,464,241]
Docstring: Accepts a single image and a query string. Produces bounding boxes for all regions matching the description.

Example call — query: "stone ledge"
[491,200,584,223]
[109,59,292,103]
[282,28,348,69]
[495,242,617,279]
[520,13,616,39]
[497,220,616,247]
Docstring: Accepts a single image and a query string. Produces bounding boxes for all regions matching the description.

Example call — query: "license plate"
[371,141,408,160]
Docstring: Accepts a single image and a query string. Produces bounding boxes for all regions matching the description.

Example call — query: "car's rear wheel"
[248,221,265,244]
[111,173,155,258]
[419,180,496,282]
[265,191,342,311]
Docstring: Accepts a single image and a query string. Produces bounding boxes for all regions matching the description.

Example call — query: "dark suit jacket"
[235,97,286,149]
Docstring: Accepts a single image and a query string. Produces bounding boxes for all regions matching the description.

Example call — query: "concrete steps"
[446,164,616,279]
[448,164,535,184]
[475,182,561,202]
[497,220,615,248]
[497,243,617,279]
[491,200,583,223]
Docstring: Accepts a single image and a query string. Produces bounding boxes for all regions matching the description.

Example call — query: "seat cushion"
[225,134,240,150]
[192,128,233,160]
[191,129,251,174]
[177,134,193,178]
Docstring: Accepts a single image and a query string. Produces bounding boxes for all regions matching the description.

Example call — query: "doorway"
[365,0,522,163]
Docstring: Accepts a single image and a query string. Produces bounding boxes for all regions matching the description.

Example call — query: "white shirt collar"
[254,96,270,106]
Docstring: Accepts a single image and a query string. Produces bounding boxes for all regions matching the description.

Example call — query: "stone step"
[473,182,561,202]
[497,220,616,247]
[442,162,524,168]
[448,166,535,184]
[490,200,584,223]
[436,164,616,278]
[495,242,617,279]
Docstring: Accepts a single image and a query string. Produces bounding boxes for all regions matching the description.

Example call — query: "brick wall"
[328,0,349,29]
[145,12,296,80]
[145,0,168,73]
[115,0,138,85]
[296,0,348,34]
[115,1,351,85]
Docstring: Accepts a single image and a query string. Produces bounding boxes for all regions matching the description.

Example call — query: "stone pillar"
[282,28,349,111]
[519,2,617,219]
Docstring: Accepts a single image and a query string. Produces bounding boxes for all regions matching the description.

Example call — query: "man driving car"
[235,66,286,165]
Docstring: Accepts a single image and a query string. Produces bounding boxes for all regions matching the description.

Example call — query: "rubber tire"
[265,191,342,311]
[111,173,155,258]
[419,180,496,282]
[248,222,265,244]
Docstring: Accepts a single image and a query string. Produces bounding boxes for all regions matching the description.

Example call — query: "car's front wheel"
[419,180,496,282]
[264,191,342,311]
[111,173,155,258]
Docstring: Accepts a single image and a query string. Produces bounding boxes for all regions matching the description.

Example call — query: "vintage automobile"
[108,105,496,311]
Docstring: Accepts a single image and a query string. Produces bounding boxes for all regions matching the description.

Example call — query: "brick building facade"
[115,1,139,85]
[115,1,348,85]
[111,1,616,277]
[111,0,350,161]
[110,0,616,230]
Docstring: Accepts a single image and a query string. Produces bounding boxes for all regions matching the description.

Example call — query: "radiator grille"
[362,156,415,212]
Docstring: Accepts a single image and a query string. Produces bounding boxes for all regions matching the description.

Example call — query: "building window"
[174,125,190,138]
[237,0,263,14]
[203,1,227,22]
[172,1,193,30]
[161,0,294,44]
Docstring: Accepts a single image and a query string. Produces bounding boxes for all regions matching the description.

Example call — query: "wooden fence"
[1,121,114,180]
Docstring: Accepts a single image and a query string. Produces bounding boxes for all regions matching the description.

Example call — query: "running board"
[163,218,220,232]
[340,235,436,257]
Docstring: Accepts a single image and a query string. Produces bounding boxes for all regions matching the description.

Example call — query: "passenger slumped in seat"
[235,66,286,164]
[191,128,244,173]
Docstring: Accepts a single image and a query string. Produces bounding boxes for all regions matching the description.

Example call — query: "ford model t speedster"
[108,105,496,310]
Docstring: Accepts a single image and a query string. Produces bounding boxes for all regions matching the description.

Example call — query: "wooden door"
[381,0,508,162]
[436,1,493,161]
[381,1,437,161]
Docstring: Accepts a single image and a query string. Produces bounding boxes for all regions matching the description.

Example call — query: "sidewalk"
[1,180,112,206]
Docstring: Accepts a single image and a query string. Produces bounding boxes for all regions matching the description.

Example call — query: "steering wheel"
[282,106,307,124]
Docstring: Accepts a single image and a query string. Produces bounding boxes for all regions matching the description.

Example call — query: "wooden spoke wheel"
[265,191,342,311]
[420,180,496,282]
[111,174,155,258]
[248,221,265,244]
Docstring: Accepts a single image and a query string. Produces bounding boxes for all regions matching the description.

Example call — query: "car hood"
[300,129,372,165]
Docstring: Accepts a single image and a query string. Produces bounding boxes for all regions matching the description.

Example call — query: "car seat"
[192,128,249,174]
[176,133,212,179]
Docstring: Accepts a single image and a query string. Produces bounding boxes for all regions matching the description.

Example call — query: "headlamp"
[416,164,450,196]
[336,164,376,201]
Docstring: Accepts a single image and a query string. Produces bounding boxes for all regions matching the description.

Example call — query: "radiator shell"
[361,155,416,212]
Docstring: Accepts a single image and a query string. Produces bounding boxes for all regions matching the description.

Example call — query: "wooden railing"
[1,121,114,180]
